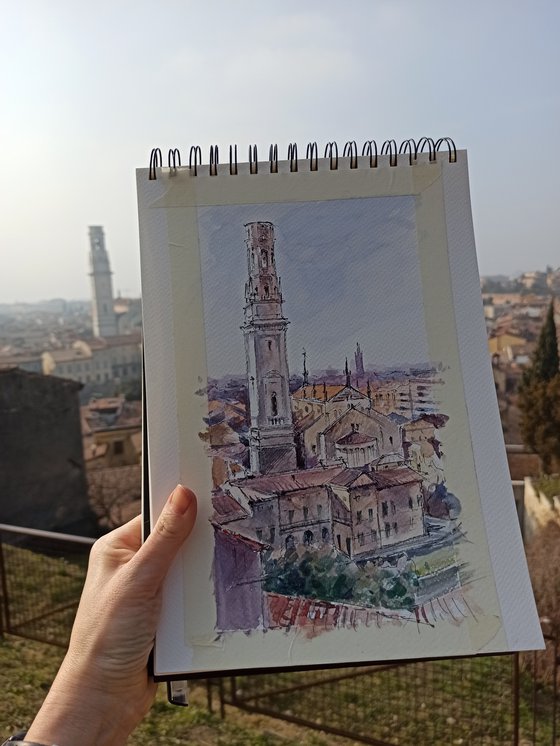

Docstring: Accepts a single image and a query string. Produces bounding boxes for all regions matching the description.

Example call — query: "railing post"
[512,652,520,746]
[553,626,558,746]
[0,534,11,637]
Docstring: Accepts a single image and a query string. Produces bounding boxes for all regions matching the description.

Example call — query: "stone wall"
[0,369,96,535]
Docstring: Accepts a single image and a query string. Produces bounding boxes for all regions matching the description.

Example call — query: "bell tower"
[88,226,118,338]
[242,221,297,475]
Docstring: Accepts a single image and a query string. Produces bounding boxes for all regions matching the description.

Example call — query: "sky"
[198,197,429,377]
[1,0,559,303]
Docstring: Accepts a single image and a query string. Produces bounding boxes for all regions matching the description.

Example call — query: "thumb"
[133,484,197,589]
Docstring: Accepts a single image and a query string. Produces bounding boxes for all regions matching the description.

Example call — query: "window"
[382,501,388,517]
[356,510,362,524]
[113,440,124,455]
[269,527,275,543]
[372,529,377,541]
[393,522,398,535]
[385,523,391,537]
[368,508,374,521]
[389,436,393,445]
[271,392,278,416]
[288,510,294,523]
[391,501,396,515]
[303,506,309,521]
[317,504,322,518]
[322,527,329,541]
[358,532,365,546]
[303,530,313,546]
[267,339,272,351]
[256,529,263,541]
[409,496,414,510]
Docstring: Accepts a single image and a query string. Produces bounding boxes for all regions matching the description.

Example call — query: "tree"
[518,301,560,472]
[523,302,559,385]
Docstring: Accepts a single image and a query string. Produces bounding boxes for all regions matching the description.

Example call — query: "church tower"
[88,226,118,338]
[242,222,297,475]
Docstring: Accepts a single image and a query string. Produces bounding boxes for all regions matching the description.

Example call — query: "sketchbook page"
[136,153,543,678]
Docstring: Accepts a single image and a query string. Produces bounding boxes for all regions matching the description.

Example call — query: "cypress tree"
[518,300,560,472]
[522,301,559,385]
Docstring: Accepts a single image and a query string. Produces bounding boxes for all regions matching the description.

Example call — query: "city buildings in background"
[0,226,142,397]
[0,228,143,533]
[481,270,560,447]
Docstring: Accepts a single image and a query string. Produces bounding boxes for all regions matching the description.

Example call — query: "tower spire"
[302,347,309,387]
[345,358,351,388]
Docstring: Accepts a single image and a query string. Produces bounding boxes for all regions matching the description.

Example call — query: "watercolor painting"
[196,198,473,637]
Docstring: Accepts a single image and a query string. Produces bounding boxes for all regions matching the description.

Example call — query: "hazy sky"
[198,197,429,377]
[2,1,559,303]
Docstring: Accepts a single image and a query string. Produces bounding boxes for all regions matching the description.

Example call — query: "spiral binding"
[148,137,457,180]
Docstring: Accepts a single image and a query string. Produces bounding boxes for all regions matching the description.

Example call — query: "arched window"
[271,392,278,416]
[264,285,270,298]
[285,534,295,550]
[303,530,313,546]
[261,249,268,267]
[322,527,329,542]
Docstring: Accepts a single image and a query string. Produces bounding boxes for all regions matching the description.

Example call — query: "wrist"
[25,658,142,746]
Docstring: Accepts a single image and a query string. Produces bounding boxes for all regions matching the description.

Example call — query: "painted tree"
[518,301,560,472]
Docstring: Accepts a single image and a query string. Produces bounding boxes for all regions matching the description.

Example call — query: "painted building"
[242,222,297,474]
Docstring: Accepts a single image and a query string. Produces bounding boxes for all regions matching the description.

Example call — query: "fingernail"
[168,484,192,515]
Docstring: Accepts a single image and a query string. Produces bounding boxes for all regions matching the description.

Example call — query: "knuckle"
[155,514,181,540]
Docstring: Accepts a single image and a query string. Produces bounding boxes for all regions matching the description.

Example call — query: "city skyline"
[1,2,560,303]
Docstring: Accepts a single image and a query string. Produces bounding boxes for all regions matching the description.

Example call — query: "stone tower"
[242,221,297,475]
[88,226,118,338]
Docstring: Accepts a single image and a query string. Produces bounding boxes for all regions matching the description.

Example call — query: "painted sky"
[198,197,430,377]
[1,1,559,302]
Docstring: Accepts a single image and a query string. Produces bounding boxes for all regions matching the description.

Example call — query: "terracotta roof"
[47,348,91,362]
[0,353,42,364]
[336,431,375,446]
[328,466,422,490]
[212,523,269,551]
[99,333,142,347]
[233,465,344,498]
[89,397,123,412]
[212,491,250,523]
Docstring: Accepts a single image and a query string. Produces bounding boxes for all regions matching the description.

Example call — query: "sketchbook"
[136,139,542,679]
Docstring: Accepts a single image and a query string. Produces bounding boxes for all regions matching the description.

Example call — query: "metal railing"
[0,523,94,646]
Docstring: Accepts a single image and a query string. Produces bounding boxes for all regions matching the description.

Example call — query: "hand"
[26,484,197,746]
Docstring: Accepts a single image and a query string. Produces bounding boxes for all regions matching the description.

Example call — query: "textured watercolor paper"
[136,153,543,678]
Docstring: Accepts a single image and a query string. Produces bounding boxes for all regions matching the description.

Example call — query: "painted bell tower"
[242,221,297,475]
[88,226,118,338]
